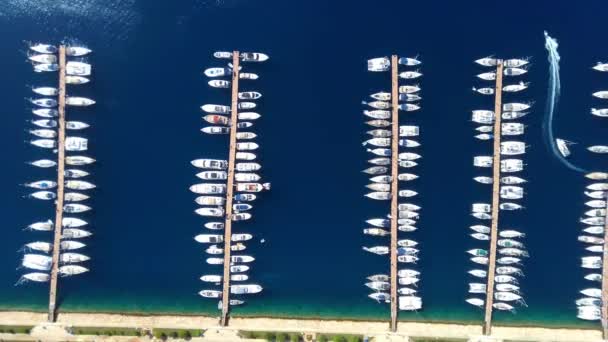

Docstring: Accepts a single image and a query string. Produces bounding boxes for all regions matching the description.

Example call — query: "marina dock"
[220,51,241,327]
[48,45,67,322]
[483,61,504,335]
[389,55,399,332]
[601,195,608,339]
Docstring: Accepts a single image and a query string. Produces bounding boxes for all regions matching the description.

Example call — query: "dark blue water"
[0,0,607,328]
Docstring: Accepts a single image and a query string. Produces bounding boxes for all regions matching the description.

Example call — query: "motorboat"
[20,273,50,283]
[585,190,606,199]
[230,284,263,295]
[367,218,390,228]
[369,157,390,166]
[472,203,491,213]
[236,152,256,160]
[65,169,89,179]
[581,288,602,298]
[472,87,494,95]
[399,139,420,148]
[202,104,230,114]
[593,62,608,72]
[363,246,389,255]
[367,148,391,156]
[233,203,252,211]
[66,61,91,76]
[32,108,58,118]
[363,166,388,175]
[398,277,420,286]
[66,46,92,56]
[497,239,524,249]
[475,133,492,140]
[63,204,91,213]
[371,92,391,101]
[398,270,420,278]
[593,91,608,99]
[32,87,58,96]
[62,228,92,239]
[399,71,422,79]
[502,111,529,120]
[477,72,496,81]
[196,196,225,206]
[30,129,56,139]
[496,266,523,276]
[65,156,95,165]
[236,163,261,172]
[555,138,573,157]
[499,248,529,257]
[368,292,390,303]
[501,141,526,155]
[587,245,603,253]
[203,115,229,125]
[500,186,524,199]
[363,100,390,110]
[236,182,270,192]
[499,230,525,238]
[29,191,56,200]
[30,43,57,54]
[240,72,258,80]
[397,255,418,263]
[241,52,269,62]
[472,213,491,220]
[364,228,389,236]
[236,132,257,140]
[504,58,529,68]
[398,203,420,211]
[579,235,604,244]
[504,67,527,76]
[399,296,422,311]
[59,240,86,251]
[231,265,249,273]
[238,122,253,129]
[475,56,498,67]
[65,180,95,190]
[238,102,256,110]
[60,253,90,263]
[231,255,254,263]
[588,145,608,154]
[214,51,232,59]
[30,98,57,108]
[399,125,419,137]
[24,180,57,189]
[190,184,226,194]
[66,97,95,106]
[468,283,486,294]
[467,249,488,257]
[466,298,484,307]
[195,207,225,217]
[587,172,608,180]
[24,241,52,253]
[207,80,230,89]
[65,76,90,84]
[370,175,391,183]
[473,156,492,167]
[473,176,492,184]
[496,283,520,293]
[495,275,518,284]
[586,200,606,208]
[591,108,608,117]
[368,57,390,72]
[363,110,391,119]
[30,139,55,149]
[503,81,529,93]
[399,85,421,94]
[468,270,487,278]
[471,234,490,242]
[195,234,224,243]
[231,233,253,241]
[239,112,261,121]
[470,225,490,234]
[503,103,531,112]
[205,222,224,230]
[398,190,417,198]
[501,159,524,172]
[234,193,256,201]
[399,103,420,112]
[191,159,227,170]
[398,239,418,248]
[204,67,230,77]
[201,275,222,283]
[501,176,526,184]
[366,191,390,200]
[196,171,227,181]
[61,217,87,229]
[34,63,58,72]
[399,57,421,66]
[398,174,418,182]
[199,290,222,298]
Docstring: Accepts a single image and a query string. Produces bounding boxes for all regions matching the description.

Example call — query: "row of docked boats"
[585,65,608,157]
[194,52,269,309]
[574,172,608,321]
[17,43,94,285]
[364,55,423,311]
[466,56,531,313]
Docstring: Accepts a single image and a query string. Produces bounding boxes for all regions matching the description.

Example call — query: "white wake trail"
[543,30,587,173]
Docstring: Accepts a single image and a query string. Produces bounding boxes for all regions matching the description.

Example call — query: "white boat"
[370,175,391,183]
[363,138,390,147]
[204,67,229,77]
[214,51,232,59]
[202,104,230,114]
[495,275,518,284]
[475,56,497,67]
[503,81,529,92]
[230,284,263,294]
[399,125,419,137]
[33,64,58,72]
[65,180,95,190]
[499,248,529,257]
[66,97,95,106]
[20,273,50,283]
[236,182,270,192]
[398,174,419,182]
[31,98,57,108]
[581,217,605,225]
[63,204,91,213]
[501,141,526,155]
[367,148,391,156]
[371,92,391,101]
[236,163,261,172]
[398,277,420,286]
[472,203,491,213]
[238,122,253,129]
[369,158,390,166]
[32,108,58,118]
[398,288,417,295]
[593,62,608,72]
[501,159,524,172]
[205,245,223,255]
[24,180,57,189]
[65,156,95,165]
[231,233,253,241]
[236,132,257,140]
[32,87,58,96]
[194,234,224,243]
[472,213,491,220]
[503,103,531,112]
[399,296,422,311]
[555,138,572,157]
[501,176,526,185]
[468,270,487,278]
[22,261,50,271]
[66,61,91,76]
[191,159,227,170]
[593,91,608,99]
[398,239,418,248]
[65,137,88,151]
[234,193,256,201]
[587,245,603,253]
[471,233,490,241]
[66,46,92,56]
[65,169,89,179]
[238,102,256,110]
[504,58,529,68]
[398,152,421,161]
[397,255,418,263]
[498,256,521,265]
[470,225,490,234]
[472,87,494,95]
[468,283,486,294]
[497,284,520,293]
[499,230,525,238]
[466,298,484,307]
[30,43,57,54]
[363,228,389,236]
[398,203,420,211]
[65,76,90,84]
[398,190,417,198]
[399,139,420,148]
[493,303,515,311]
[203,114,229,125]
[504,67,527,76]
[200,275,221,283]
[581,288,602,298]
[232,255,254,263]
[241,52,269,62]
[502,111,528,120]
[60,253,90,263]
[367,57,390,72]
[240,72,258,80]
[366,183,390,193]
[363,246,389,255]
[238,112,261,121]
[399,57,421,66]
[24,242,52,253]
[399,71,422,79]
[367,218,389,228]
[495,292,522,302]
[500,186,524,200]
[586,200,606,208]
[62,217,87,228]
[62,228,92,239]
[195,207,225,217]
[587,172,608,180]
[473,156,492,167]
[585,274,602,282]
[190,184,226,195]
[60,241,86,250]
[196,196,225,206]
[591,108,608,117]
[236,152,256,160]
[363,110,391,119]
[196,171,227,181]
[30,129,56,138]
[588,145,608,154]
[206,257,223,265]
[475,134,492,140]
[231,265,249,273]
[30,139,55,149]
[496,266,523,276]
[583,226,603,235]
[29,191,55,200]
[473,176,492,184]
[477,72,496,81]
[398,85,421,94]
[199,290,222,298]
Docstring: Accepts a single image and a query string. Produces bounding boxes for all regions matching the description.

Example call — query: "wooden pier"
[220,51,240,326]
[48,46,67,322]
[389,54,399,332]
[483,60,504,335]
[601,193,608,339]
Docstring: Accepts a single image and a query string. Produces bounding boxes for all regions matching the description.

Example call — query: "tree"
[289,332,301,342]
[346,336,362,342]
[241,331,255,338]
[276,332,288,342]
[332,335,347,342]
[317,335,329,342]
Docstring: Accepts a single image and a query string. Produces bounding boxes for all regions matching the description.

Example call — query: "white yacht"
[472,87,494,95]
[398,277,420,286]
[399,71,422,79]
[475,56,498,67]
[475,134,492,140]
[587,172,608,180]
[65,169,89,179]
[204,67,229,77]
[65,180,95,190]
[236,162,261,172]
[472,203,491,213]
[368,157,390,165]
[65,76,90,84]
[191,159,228,170]
[24,242,52,253]
[591,108,608,117]
[236,152,256,160]
[501,141,526,155]
[399,296,422,311]
[477,72,496,81]
[398,173,418,182]
[241,52,269,62]
[397,255,419,263]
[236,183,270,192]
[195,234,224,243]
[399,103,420,111]
[468,270,487,278]
[399,57,422,66]
[65,156,95,165]
[32,87,58,96]
[30,43,57,54]
[503,81,529,92]
[231,255,254,263]
[195,207,225,217]
[502,111,528,120]
[555,138,573,157]
[363,228,389,236]
[367,218,390,228]
[501,123,525,136]
[500,186,524,200]
[363,246,389,255]
[30,139,56,149]
[34,64,58,72]
[398,203,420,211]
[66,61,91,76]
[231,265,250,273]
[367,57,390,72]
[500,203,523,210]
[199,290,222,298]
[62,228,92,239]
[236,132,257,140]
[234,193,256,201]
[586,200,606,208]
[585,191,606,200]
[398,152,421,161]
[471,233,490,241]
[581,288,602,298]
[503,102,531,111]
[190,184,226,195]
[66,97,95,106]
[62,217,87,228]
[209,79,231,88]
[399,125,419,137]
[63,204,91,213]
[399,139,420,148]
[398,190,417,198]
[196,171,227,181]
[230,284,263,294]
[20,273,50,283]
[196,196,225,206]
[363,110,391,119]
[503,67,527,76]
[66,46,92,56]
[593,91,608,99]
[588,145,608,154]
[585,274,602,282]
[32,108,58,118]
[370,92,391,101]
[214,51,232,59]
[60,253,90,263]
[398,85,421,94]
[238,112,260,121]
[493,303,515,311]
[24,180,57,189]
[468,283,486,294]
[363,137,390,147]
[231,233,253,241]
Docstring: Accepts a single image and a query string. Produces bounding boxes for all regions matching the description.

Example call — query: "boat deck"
[601,194,608,339]
[48,45,67,322]
[483,61,504,335]
[220,51,240,326]
[389,54,399,332]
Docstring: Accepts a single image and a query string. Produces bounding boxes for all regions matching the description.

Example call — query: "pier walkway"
[48,46,67,322]
[220,51,240,327]
[389,55,399,332]
[483,61,504,335]
[601,194,608,339]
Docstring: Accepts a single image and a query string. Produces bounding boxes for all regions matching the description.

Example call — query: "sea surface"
[0,0,607,329]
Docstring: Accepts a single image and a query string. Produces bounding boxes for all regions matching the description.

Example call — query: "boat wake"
[543,31,587,173]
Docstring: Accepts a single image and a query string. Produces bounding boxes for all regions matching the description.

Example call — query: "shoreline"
[0,311,603,341]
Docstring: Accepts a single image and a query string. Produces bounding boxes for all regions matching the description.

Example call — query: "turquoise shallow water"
[0,0,606,332]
